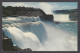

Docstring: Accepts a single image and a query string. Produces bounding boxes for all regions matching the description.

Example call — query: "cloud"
[63,6,70,8]
[38,2,53,14]
[11,3,35,7]
[13,3,26,7]
[38,2,59,14]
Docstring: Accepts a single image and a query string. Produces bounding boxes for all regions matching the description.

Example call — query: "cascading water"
[2,16,47,50]
[54,14,70,22]
[2,16,77,51]
[39,21,77,51]
[3,27,42,50]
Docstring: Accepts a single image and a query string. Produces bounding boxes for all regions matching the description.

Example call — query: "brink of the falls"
[2,16,77,51]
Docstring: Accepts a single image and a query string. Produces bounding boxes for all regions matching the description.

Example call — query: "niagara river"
[2,16,77,51]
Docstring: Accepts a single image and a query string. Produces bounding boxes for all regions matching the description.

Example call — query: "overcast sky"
[2,2,78,10]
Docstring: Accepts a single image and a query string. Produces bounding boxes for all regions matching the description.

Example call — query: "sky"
[2,2,78,10]
[2,2,78,22]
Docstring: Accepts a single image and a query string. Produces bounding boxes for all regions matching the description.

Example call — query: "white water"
[3,27,42,50]
[38,22,77,51]
[2,2,77,51]
[2,16,40,24]
[2,18,77,51]
[2,3,77,50]
[54,14,70,22]
[38,3,70,22]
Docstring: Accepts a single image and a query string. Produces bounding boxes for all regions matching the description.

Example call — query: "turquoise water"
[43,21,78,36]
[53,22,78,36]
[3,16,77,51]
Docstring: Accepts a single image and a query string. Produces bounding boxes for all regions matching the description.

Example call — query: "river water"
[2,16,77,51]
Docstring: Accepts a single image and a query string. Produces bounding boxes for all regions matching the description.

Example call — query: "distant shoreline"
[59,21,78,22]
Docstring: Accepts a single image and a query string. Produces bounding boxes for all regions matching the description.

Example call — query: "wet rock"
[3,39,15,51]
[24,48,32,51]
[2,31,22,51]
[40,14,54,21]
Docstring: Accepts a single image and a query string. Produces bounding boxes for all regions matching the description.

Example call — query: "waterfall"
[54,14,70,22]
[2,16,77,51]
[39,21,77,51]
[3,21,47,43]
[3,27,42,50]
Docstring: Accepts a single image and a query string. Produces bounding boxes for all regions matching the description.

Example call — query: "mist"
[3,20,77,51]
[2,2,77,51]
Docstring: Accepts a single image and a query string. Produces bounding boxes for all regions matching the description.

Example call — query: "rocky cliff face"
[3,6,54,21]
[2,31,28,51]
[69,12,78,21]
[40,15,54,21]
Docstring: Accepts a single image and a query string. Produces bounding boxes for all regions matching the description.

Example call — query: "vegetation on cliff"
[53,9,78,14]
[3,6,46,17]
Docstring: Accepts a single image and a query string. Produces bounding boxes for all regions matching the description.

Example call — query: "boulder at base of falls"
[3,39,15,51]
[24,48,32,51]
[2,31,23,51]
[2,36,24,51]
[2,31,33,51]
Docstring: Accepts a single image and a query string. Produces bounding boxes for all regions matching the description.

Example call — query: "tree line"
[3,6,46,17]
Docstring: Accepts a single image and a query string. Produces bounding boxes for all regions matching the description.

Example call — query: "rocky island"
[3,6,54,21]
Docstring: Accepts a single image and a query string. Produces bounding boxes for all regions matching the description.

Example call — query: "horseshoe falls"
[2,16,77,51]
[54,14,70,22]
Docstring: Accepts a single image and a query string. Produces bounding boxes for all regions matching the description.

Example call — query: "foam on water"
[2,16,40,24]
[38,22,77,51]
[3,27,42,50]
[54,14,70,22]
[2,2,77,51]
[2,16,77,51]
